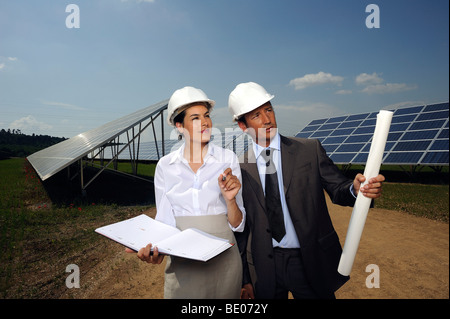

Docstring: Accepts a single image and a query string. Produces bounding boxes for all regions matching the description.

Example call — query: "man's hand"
[353,173,385,199]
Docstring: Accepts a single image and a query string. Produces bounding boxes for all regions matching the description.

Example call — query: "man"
[229,82,385,299]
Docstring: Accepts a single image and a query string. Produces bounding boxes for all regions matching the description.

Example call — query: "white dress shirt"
[252,133,301,248]
[154,142,246,232]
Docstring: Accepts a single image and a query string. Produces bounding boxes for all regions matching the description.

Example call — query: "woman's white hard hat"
[167,86,215,126]
[228,82,274,121]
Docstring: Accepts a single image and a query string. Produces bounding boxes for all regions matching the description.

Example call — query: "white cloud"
[9,116,52,134]
[355,72,383,86]
[289,71,344,90]
[335,89,352,95]
[0,56,18,71]
[362,83,418,94]
[355,72,417,94]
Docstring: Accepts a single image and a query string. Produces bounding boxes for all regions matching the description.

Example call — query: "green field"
[0,158,448,298]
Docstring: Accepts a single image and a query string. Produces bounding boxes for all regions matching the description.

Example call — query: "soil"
[62,195,449,299]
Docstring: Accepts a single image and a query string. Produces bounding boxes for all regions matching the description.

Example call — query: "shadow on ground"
[42,164,155,206]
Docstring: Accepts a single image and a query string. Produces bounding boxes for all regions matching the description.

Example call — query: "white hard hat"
[167,86,215,126]
[228,82,275,121]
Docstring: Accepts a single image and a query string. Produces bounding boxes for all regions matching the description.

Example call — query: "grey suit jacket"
[236,135,355,298]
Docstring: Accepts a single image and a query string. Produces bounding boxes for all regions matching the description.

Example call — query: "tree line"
[0,129,67,159]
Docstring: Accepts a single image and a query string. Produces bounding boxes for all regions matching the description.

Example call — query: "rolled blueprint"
[338,110,393,276]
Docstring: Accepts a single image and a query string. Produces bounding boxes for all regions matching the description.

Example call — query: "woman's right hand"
[126,243,165,264]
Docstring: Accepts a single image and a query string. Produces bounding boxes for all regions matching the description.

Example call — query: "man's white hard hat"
[167,86,215,126]
[228,82,274,121]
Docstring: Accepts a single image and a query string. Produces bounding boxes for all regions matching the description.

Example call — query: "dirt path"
[75,196,449,299]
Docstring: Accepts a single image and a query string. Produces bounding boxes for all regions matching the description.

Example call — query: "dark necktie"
[262,148,286,242]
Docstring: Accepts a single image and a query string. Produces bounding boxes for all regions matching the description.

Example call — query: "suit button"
[268,254,273,259]
[266,228,271,233]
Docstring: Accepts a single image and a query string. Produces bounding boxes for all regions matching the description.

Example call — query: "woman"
[134,86,245,299]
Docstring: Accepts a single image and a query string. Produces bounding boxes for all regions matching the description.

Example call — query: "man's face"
[238,102,278,147]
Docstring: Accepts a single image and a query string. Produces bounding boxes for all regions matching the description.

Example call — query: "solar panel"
[295,102,449,166]
[27,100,169,180]
[95,128,253,162]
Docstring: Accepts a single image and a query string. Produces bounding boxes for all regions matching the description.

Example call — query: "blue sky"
[0,0,448,139]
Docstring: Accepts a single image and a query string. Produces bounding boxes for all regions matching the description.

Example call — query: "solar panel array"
[98,129,252,161]
[28,100,169,180]
[295,102,449,166]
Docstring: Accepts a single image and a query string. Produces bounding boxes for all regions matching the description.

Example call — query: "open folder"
[95,214,233,262]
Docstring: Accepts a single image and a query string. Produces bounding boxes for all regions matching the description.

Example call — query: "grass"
[0,158,151,298]
[375,182,449,222]
[0,158,448,298]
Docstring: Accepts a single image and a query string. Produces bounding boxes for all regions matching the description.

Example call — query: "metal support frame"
[79,109,166,192]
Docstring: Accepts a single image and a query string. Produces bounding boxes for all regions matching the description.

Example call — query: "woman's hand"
[125,243,165,264]
[218,167,241,202]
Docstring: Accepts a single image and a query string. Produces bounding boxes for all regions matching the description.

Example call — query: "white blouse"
[154,142,246,232]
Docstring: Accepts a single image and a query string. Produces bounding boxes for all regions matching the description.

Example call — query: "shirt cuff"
[229,213,245,232]
[350,184,357,198]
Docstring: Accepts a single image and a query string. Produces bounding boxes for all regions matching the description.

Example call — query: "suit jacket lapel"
[280,135,295,195]
[242,147,266,210]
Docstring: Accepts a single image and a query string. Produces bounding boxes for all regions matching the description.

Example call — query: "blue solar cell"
[316,137,326,143]
[438,129,449,139]
[391,114,417,124]
[401,130,438,140]
[387,132,403,141]
[301,125,321,132]
[330,128,355,136]
[394,105,424,115]
[330,153,356,163]
[335,143,364,152]
[353,126,375,134]
[417,110,449,121]
[323,136,347,144]
[393,141,431,151]
[421,152,449,164]
[345,134,372,143]
[352,153,369,163]
[361,118,377,126]
[310,119,327,125]
[390,123,410,132]
[311,130,333,138]
[338,120,362,128]
[384,152,424,164]
[423,103,449,112]
[295,132,312,138]
[323,144,339,152]
[409,120,446,130]
[320,123,340,130]
[430,140,449,151]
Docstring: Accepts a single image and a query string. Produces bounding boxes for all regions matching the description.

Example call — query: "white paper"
[95,214,232,262]
[338,110,393,276]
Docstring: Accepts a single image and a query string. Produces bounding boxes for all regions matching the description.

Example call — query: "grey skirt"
[164,214,242,299]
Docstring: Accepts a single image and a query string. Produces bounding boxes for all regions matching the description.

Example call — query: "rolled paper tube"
[338,110,393,276]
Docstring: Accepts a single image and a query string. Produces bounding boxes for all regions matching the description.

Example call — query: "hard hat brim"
[232,94,274,121]
[168,99,215,126]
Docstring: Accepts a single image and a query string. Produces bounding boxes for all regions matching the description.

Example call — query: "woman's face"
[176,104,212,145]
